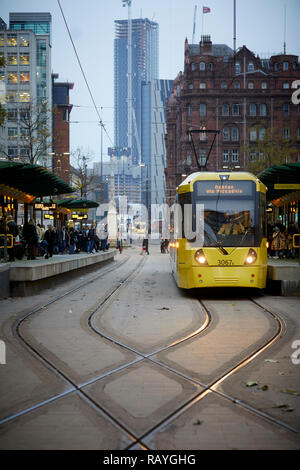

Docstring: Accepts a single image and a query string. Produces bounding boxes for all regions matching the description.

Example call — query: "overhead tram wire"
[57,0,113,146]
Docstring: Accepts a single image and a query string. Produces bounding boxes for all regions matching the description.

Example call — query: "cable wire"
[57,0,113,145]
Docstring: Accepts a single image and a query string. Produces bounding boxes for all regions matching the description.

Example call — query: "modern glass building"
[114,18,159,165]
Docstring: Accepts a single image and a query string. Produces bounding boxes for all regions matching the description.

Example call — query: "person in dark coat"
[22,218,39,260]
[142,238,149,255]
[44,225,56,259]
[7,215,19,261]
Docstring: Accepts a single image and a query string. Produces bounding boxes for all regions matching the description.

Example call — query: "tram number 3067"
[217,259,234,266]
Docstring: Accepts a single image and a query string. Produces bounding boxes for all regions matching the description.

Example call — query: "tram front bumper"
[178,264,267,289]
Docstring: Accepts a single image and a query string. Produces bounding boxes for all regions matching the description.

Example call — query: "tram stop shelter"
[258,163,300,295]
[0,161,74,221]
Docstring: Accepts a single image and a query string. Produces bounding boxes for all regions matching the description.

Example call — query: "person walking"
[44,225,56,259]
[142,237,149,255]
[271,226,286,259]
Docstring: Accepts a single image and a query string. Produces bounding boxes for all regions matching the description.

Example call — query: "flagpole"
[202,8,204,37]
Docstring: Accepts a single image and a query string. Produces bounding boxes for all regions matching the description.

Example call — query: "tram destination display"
[194,181,254,197]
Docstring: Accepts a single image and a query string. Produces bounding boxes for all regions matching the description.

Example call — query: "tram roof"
[178,171,265,193]
[258,163,300,204]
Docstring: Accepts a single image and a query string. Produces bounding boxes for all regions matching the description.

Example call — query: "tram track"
[1,251,299,450]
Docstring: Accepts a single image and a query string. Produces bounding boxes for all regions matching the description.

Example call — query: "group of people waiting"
[0,216,109,261]
[267,219,298,259]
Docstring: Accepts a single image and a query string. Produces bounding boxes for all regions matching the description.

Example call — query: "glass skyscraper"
[114,18,159,165]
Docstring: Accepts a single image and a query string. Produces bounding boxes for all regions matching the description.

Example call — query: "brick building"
[165,35,300,202]
[52,73,73,184]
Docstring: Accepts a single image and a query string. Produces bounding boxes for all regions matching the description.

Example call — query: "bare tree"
[71,147,97,199]
[0,99,52,164]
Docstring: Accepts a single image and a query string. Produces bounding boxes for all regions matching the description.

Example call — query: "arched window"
[222,103,230,116]
[260,103,267,116]
[222,127,230,141]
[249,103,256,116]
[199,103,206,116]
[200,62,205,71]
[231,127,239,141]
[235,62,241,74]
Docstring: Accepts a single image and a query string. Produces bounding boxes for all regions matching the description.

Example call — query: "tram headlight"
[194,249,208,265]
[245,248,257,265]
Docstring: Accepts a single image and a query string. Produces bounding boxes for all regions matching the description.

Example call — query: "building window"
[200,62,205,71]
[232,127,239,141]
[176,84,181,97]
[232,149,239,162]
[8,127,18,139]
[260,103,267,116]
[283,61,289,71]
[249,151,256,161]
[223,149,229,162]
[7,34,17,47]
[19,53,30,65]
[283,128,290,139]
[20,34,30,47]
[283,82,290,89]
[6,91,18,102]
[222,127,230,141]
[199,82,206,89]
[221,81,227,89]
[187,104,192,116]
[199,103,206,116]
[19,91,30,102]
[7,109,18,121]
[7,54,18,65]
[250,128,257,141]
[283,102,290,116]
[0,34,4,47]
[191,63,196,71]
[235,62,241,74]
[222,103,230,116]
[234,81,240,89]
[189,83,194,90]
[248,81,254,89]
[209,63,213,71]
[232,103,240,116]
[261,81,267,89]
[259,128,266,140]
[297,128,300,140]
[199,149,206,166]
[20,71,30,83]
[248,61,254,72]
[249,103,256,116]
[8,146,18,159]
[7,72,18,84]
[274,63,279,71]
[20,147,30,158]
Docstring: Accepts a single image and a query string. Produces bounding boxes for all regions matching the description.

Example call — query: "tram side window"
[260,192,267,238]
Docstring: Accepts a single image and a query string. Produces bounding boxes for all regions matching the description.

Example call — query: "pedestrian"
[22,218,39,260]
[57,225,68,254]
[142,238,149,255]
[6,215,19,262]
[68,227,76,254]
[44,225,56,259]
[271,226,286,259]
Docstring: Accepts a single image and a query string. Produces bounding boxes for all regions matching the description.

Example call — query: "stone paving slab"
[143,391,300,450]
[0,392,133,450]
[83,360,203,437]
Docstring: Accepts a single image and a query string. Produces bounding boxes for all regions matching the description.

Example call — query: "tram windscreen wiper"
[217,242,228,255]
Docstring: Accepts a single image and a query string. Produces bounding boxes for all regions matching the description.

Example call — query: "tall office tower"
[114,18,159,196]
[0,13,52,169]
[141,79,173,211]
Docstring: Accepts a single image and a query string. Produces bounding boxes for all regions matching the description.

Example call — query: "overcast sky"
[1,0,300,166]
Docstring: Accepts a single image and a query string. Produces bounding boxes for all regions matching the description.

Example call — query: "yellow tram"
[170,171,267,289]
